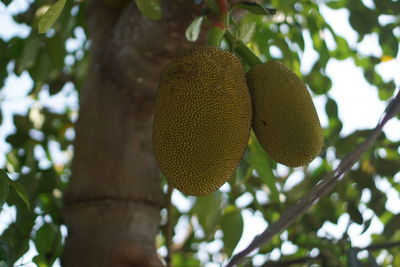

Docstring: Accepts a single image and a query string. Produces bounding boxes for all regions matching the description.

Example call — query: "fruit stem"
[207,0,228,47]
[225,31,263,67]
[207,27,226,47]
[216,0,228,16]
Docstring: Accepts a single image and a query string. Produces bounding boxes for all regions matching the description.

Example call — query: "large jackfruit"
[246,61,323,167]
[152,46,252,196]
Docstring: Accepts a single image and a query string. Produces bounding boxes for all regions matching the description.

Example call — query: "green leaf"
[0,0,12,6]
[333,35,352,60]
[221,205,243,256]
[29,50,53,86]
[360,217,373,235]
[247,154,279,202]
[234,2,276,15]
[383,213,400,238]
[134,0,162,20]
[32,255,49,267]
[0,223,30,262]
[247,136,279,203]
[192,191,222,240]
[9,180,30,210]
[204,0,219,14]
[373,0,400,14]
[47,34,66,73]
[15,34,41,74]
[38,0,67,34]
[375,157,400,177]
[379,25,399,58]
[0,170,10,208]
[238,14,256,44]
[305,72,332,95]
[326,0,348,9]
[0,241,9,261]
[185,16,204,42]
[34,223,59,255]
[171,253,201,267]
[348,7,377,36]
[326,98,340,119]
[348,201,363,225]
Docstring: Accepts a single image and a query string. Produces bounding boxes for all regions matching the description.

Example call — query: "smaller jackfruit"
[152,46,252,196]
[246,61,323,167]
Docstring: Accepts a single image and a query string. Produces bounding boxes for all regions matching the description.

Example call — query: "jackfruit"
[246,61,323,167]
[152,46,252,196]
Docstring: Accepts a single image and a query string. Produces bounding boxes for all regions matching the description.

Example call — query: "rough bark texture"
[62,1,200,266]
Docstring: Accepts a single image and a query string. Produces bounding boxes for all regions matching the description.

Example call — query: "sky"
[0,0,399,266]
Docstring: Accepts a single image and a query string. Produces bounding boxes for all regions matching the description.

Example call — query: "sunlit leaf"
[32,254,49,267]
[326,0,348,9]
[38,0,67,33]
[380,55,394,62]
[238,14,256,44]
[185,16,204,42]
[333,35,352,60]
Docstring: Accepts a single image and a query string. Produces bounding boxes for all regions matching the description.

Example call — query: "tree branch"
[259,240,400,266]
[226,89,400,267]
[260,256,320,267]
[356,240,400,252]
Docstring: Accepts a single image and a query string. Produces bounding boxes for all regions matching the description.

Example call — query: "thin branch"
[261,255,320,267]
[355,240,400,252]
[258,240,400,266]
[258,239,400,267]
[165,184,174,267]
[226,89,400,267]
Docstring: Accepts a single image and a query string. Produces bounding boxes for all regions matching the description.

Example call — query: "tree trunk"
[62,1,199,266]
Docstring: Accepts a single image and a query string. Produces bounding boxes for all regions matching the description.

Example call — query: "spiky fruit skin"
[246,61,323,167]
[152,46,252,196]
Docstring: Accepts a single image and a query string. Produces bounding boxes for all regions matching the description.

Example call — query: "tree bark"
[62,1,200,266]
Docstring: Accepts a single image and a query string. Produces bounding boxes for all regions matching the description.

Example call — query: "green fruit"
[152,46,252,196]
[246,60,323,167]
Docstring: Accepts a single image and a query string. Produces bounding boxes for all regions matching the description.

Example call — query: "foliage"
[0,0,399,266]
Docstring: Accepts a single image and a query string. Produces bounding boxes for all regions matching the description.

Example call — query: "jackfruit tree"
[0,0,399,266]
